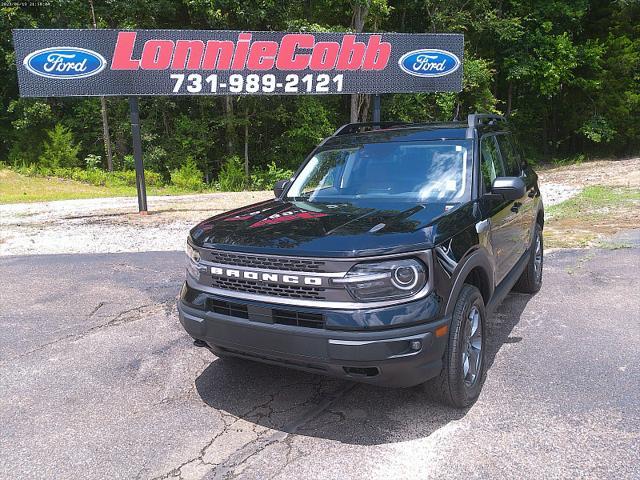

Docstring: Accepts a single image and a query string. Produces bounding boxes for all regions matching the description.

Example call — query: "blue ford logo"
[398,49,461,78]
[23,47,106,79]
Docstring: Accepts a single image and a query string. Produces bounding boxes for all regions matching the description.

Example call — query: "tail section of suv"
[178,113,544,408]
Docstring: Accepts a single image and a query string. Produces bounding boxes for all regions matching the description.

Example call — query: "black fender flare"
[536,202,545,228]
[444,249,495,316]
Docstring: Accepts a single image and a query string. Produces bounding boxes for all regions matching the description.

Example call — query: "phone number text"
[170,73,344,94]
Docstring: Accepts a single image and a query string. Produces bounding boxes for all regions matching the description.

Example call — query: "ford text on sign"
[13,29,463,97]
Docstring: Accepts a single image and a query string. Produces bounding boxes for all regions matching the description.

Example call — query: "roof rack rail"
[332,121,411,136]
[467,113,506,128]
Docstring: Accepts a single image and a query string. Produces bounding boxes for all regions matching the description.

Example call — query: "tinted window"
[496,134,521,176]
[480,136,504,192]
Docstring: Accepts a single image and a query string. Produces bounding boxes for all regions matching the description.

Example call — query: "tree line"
[0,0,638,188]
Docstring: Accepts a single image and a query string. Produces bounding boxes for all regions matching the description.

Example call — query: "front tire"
[426,284,486,408]
[514,223,543,294]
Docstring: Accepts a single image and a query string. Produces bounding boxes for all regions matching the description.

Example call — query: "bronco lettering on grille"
[210,266,323,286]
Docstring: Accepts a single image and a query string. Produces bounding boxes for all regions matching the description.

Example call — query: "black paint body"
[179,121,544,387]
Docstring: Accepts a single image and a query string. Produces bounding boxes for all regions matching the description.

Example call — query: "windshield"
[286,140,472,203]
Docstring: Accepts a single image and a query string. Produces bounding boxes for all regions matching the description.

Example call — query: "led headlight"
[185,240,202,279]
[335,258,427,302]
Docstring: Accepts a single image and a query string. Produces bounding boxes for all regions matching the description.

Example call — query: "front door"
[479,135,521,284]
[496,133,532,253]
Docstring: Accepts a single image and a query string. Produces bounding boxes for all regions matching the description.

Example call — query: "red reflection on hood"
[223,210,263,222]
[249,211,328,228]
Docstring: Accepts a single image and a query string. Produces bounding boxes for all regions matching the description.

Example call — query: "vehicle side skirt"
[485,247,530,313]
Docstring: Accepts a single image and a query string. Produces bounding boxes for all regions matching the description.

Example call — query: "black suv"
[178,114,544,407]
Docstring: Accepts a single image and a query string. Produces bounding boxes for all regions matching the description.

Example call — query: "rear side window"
[480,135,505,192]
[496,134,521,176]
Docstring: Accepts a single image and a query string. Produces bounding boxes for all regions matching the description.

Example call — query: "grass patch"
[0,169,215,204]
[546,186,640,248]
[595,241,634,250]
[547,186,640,219]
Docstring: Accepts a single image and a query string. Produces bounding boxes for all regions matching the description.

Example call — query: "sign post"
[128,96,148,214]
[372,94,381,123]
[13,29,464,212]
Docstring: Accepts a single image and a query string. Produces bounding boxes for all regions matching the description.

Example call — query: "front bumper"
[178,289,450,388]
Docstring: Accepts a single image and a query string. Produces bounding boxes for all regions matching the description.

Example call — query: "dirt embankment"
[537,157,640,189]
[538,158,640,248]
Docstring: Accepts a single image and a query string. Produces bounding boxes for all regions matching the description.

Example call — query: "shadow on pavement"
[195,291,534,445]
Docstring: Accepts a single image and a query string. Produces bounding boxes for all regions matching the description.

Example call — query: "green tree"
[39,124,81,168]
[1,0,638,176]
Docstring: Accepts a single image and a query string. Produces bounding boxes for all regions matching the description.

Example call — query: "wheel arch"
[444,250,494,316]
[536,208,544,229]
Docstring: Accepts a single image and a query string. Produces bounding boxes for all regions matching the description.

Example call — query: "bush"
[39,124,81,168]
[170,157,205,191]
[144,145,169,173]
[551,154,587,167]
[71,167,108,185]
[12,164,163,188]
[251,161,293,191]
[14,164,39,177]
[85,154,102,170]
[122,154,135,171]
[218,155,246,192]
[109,169,163,187]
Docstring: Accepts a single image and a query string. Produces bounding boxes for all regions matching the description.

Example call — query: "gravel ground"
[0,191,272,255]
[0,246,638,479]
[0,182,571,256]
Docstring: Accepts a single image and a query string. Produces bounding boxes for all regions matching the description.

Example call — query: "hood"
[190,198,474,257]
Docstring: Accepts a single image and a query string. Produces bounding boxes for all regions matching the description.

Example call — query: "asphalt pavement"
[0,245,638,479]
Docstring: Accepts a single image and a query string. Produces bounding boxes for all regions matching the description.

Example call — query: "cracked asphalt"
[0,245,638,479]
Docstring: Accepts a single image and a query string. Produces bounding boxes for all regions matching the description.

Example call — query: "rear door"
[480,135,520,284]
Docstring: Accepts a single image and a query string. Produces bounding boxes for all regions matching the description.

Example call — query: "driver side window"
[480,135,505,193]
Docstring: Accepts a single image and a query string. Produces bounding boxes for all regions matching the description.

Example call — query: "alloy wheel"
[462,305,483,387]
[534,232,543,283]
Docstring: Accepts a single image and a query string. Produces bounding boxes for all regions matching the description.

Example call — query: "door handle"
[511,202,522,213]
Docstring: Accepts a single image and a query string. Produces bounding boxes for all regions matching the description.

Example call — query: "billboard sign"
[13,29,463,97]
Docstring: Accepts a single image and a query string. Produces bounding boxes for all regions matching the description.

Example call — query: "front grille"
[272,309,324,329]
[206,250,326,272]
[204,298,325,329]
[210,276,326,300]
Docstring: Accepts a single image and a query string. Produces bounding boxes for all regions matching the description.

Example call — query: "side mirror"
[274,179,290,198]
[491,177,526,202]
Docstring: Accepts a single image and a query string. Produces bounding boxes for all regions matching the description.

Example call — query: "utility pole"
[89,0,113,171]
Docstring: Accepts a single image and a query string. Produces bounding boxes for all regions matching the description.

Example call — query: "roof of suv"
[322,115,507,147]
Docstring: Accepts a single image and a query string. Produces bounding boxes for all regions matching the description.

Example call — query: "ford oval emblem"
[398,49,461,78]
[23,47,106,79]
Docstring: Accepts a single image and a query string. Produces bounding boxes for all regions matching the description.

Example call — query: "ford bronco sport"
[178,113,544,408]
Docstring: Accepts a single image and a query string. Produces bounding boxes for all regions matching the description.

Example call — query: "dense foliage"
[0,0,638,189]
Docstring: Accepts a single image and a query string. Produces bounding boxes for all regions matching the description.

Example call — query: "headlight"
[334,258,427,302]
[185,240,202,279]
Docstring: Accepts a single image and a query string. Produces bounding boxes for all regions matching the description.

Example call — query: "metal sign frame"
[13,29,464,212]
